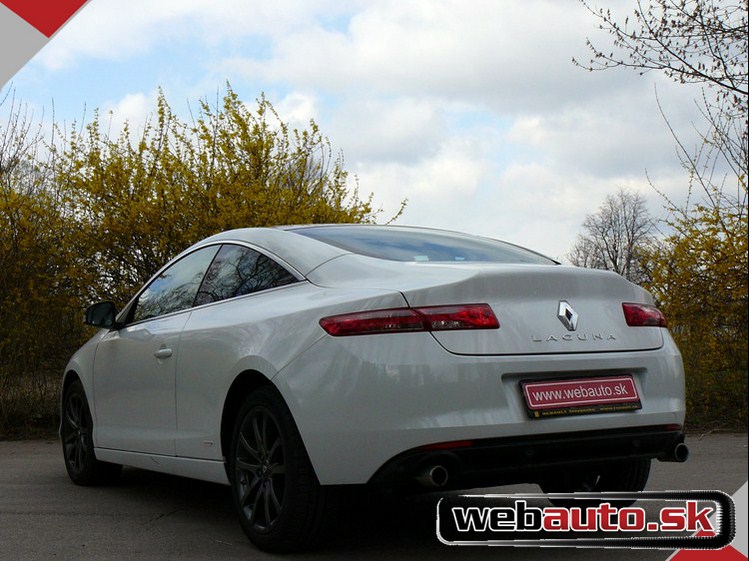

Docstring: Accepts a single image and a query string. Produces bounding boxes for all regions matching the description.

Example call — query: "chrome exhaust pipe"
[660,441,690,462]
[672,442,689,462]
[416,465,449,488]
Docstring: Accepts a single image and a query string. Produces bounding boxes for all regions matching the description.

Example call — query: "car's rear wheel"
[540,458,651,507]
[230,386,328,552]
[61,380,122,486]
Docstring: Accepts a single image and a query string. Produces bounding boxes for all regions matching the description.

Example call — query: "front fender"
[60,329,109,439]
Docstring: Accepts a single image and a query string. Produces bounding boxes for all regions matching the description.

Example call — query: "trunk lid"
[404,263,662,355]
[308,256,663,355]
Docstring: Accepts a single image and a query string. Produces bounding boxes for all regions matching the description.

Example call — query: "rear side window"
[292,226,556,264]
[195,244,296,306]
[131,246,219,323]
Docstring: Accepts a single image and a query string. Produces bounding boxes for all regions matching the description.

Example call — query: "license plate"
[521,375,641,419]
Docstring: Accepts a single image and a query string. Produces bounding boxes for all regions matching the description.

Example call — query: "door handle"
[154,348,173,359]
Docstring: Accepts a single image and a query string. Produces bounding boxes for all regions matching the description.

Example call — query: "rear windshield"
[291,226,556,264]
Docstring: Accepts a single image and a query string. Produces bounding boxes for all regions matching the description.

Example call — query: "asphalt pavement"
[0,433,746,561]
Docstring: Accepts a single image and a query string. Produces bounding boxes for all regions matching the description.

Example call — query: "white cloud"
[382,160,663,262]
[329,97,447,164]
[275,91,319,129]
[34,0,361,70]
[99,90,159,137]
[234,0,640,112]
[36,1,199,69]
[37,0,643,113]
[17,0,713,261]
[354,131,493,219]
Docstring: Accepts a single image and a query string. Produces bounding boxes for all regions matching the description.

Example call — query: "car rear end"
[274,226,686,490]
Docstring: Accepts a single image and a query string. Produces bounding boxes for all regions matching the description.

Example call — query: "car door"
[93,245,220,456]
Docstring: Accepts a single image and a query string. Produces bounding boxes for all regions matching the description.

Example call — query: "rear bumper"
[369,425,686,489]
[276,331,685,485]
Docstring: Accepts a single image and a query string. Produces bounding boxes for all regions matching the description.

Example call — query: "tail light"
[622,303,668,327]
[319,304,499,336]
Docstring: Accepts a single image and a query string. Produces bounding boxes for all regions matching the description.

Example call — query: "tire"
[60,380,122,486]
[229,386,329,552]
[540,458,651,508]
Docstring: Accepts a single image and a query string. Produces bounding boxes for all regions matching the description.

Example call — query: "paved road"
[1,434,746,561]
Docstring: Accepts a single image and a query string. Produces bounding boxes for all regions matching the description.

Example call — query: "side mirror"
[84,301,118,329]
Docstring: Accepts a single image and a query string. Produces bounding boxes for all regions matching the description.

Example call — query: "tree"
[577,0,748,429]
[568,188,655,284]
[577,0,747,96]
[577,0,747,211]
[0,91,82,433]
[0,84,396,435]
[641,203,747,428]
[55,86,383,305]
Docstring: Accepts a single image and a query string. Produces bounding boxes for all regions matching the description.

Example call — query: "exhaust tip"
[660,441,690,463]
[673,442,689,462]
[416,465,449,488]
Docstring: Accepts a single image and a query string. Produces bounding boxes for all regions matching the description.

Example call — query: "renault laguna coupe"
[60,224,687,551]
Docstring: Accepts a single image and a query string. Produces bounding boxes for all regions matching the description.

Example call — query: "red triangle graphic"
[1,0,89,37]
[670,545,746,561]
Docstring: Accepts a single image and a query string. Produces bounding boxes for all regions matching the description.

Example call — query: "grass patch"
[0,370,60,440]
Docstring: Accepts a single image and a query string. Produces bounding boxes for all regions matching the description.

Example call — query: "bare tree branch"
[568,188,656,284]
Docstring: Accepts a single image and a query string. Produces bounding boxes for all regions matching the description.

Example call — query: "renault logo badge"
[557,301,579,331]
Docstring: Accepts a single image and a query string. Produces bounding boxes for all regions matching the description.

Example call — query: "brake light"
[622,303,667,327]
[319,308,424,336]
[319,304,499,336]
[418,304,499,331]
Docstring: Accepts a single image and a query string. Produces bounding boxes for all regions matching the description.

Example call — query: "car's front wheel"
[229,386,328,552]
[60,380,122,486]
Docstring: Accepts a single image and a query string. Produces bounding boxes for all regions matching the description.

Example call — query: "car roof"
[189,227,351,276]
[188,223,557,275]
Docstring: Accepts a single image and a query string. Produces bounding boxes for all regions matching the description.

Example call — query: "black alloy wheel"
[60,380,121,485]
[230,386,328,552]
[235,403,287,532]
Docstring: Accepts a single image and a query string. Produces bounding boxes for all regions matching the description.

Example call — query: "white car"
[60,225,688,551]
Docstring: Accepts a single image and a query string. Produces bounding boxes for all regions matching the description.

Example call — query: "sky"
[2,0,708,261]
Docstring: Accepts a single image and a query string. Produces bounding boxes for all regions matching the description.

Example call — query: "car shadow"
[107,468,487,554]
[102,468,660,559]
